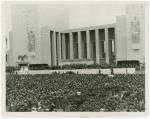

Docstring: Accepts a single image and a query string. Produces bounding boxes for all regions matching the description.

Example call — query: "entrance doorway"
[109,40,116,64]
[108,28,115,65]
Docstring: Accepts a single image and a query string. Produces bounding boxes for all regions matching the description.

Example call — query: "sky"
[3,3,126,38]
[67,4,126,29]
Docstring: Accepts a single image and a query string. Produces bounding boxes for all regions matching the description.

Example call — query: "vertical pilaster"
[78,31,82,59]
[51,31,54,66]
[105,28,109,64]
[57,32,61,66]
[53,31,56,66]
[70,32,74,59]
[86,30,91,59]
[114,27,117,64]
[62,33,66,60]
[48,31,51,66]
[95,29,100,64]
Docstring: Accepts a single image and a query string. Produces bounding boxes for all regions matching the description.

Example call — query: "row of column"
[61,28,110,64]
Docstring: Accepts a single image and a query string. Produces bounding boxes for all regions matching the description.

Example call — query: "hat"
[31,107,37,112]
[77,92,81,95]
[45,108,49,111]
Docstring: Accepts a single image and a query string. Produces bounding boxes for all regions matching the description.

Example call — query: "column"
[57,32,61,66]
[53,31,57,66]
[62,33,66,60]
[114,27,117,64]
[86,30,91,59]
[48,32,51,66]
[78,31,82,59]
[70,32,74,59]
[51,31,54,66]
[95,29,100,64]
[105,28,109,64]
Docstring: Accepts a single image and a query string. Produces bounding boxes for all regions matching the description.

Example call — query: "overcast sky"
[3,3,126,38]
[67,4,126,29]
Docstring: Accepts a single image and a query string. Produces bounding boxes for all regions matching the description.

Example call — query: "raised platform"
[113,68,126,74]
[16,62,29,71]
[16,68,136,75]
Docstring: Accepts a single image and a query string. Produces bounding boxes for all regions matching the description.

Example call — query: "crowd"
[13,63,141,71]
[6,74,145,112]
[28,66,50,70]
[6,67,15,74]
[7,59,145,72]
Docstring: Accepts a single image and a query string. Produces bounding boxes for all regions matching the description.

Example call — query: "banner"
[28,31,35,55]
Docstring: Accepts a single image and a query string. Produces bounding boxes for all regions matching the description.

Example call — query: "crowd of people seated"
[28,66,50,70]
[6,73,145,112]
[6,67,15,74]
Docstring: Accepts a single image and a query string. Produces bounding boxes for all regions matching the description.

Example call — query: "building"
[6,4,145,67]
[6,4,69,66]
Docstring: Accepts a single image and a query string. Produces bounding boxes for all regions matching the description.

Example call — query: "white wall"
[126,4,145,63]
[116,15,127,61]
[11,4,69,67]
[113,68,126,74]
[11,4,39,66]
[17,68,135,75]
[115,4,145,63]
[20,69,111,75]
[41,27,51,65]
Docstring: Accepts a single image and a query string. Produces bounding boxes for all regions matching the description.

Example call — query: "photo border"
[1,1,149,117]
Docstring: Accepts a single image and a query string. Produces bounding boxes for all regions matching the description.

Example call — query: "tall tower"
[11,4,69,66]
[125,4,145,63]
[11,4,40,66]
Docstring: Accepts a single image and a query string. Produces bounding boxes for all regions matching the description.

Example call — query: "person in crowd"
[6,74,145,112]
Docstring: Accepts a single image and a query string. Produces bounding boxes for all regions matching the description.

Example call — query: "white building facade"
[6,4,145,67]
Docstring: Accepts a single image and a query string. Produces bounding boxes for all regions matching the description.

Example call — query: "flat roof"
[63,23,116,33]
[41,23,116,33]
